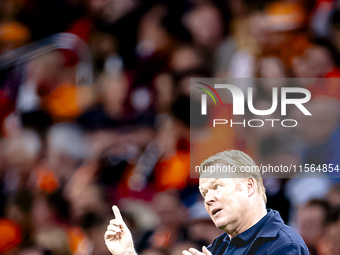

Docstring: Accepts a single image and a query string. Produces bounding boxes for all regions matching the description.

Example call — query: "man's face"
[198,164,249,232]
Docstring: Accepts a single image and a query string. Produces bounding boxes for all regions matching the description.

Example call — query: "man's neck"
[228,205,267,239]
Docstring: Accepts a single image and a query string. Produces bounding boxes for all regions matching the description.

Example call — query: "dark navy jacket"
[207,209,310,255]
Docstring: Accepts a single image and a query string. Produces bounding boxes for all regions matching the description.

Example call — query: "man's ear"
[247,178,256,197]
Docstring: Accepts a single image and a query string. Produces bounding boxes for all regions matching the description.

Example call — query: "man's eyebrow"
[211,178,218,185]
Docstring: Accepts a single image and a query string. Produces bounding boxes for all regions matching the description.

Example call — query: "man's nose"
[205,192,216,206]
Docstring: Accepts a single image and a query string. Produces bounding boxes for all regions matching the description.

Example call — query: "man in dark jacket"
[182,150,309,255]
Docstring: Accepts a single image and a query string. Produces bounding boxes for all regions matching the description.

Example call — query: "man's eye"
[214,184,221,189]
[202,192,207,197]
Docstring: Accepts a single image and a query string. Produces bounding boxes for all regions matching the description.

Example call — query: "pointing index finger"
[112,205,123,221]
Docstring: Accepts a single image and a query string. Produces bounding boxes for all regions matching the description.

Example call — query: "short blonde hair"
[200,150,267,204]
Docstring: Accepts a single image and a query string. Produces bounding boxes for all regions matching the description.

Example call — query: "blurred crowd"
[0,0,340,255]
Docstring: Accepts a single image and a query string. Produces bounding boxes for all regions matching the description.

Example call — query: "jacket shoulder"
[266,226,309,255]
[270,243,310,255]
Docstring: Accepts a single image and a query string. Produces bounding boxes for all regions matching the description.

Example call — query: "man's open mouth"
[212,209,222,216]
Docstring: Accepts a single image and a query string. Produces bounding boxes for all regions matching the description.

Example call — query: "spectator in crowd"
[297,199,331,255]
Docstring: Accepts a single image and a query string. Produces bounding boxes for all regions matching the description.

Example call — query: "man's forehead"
[199,176,236,189]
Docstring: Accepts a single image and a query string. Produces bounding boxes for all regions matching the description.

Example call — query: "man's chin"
[215,221,227,231]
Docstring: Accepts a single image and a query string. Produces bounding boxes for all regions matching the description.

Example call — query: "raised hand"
[104,205,136,255]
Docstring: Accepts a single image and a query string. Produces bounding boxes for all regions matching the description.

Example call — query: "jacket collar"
[223,209,283,244]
